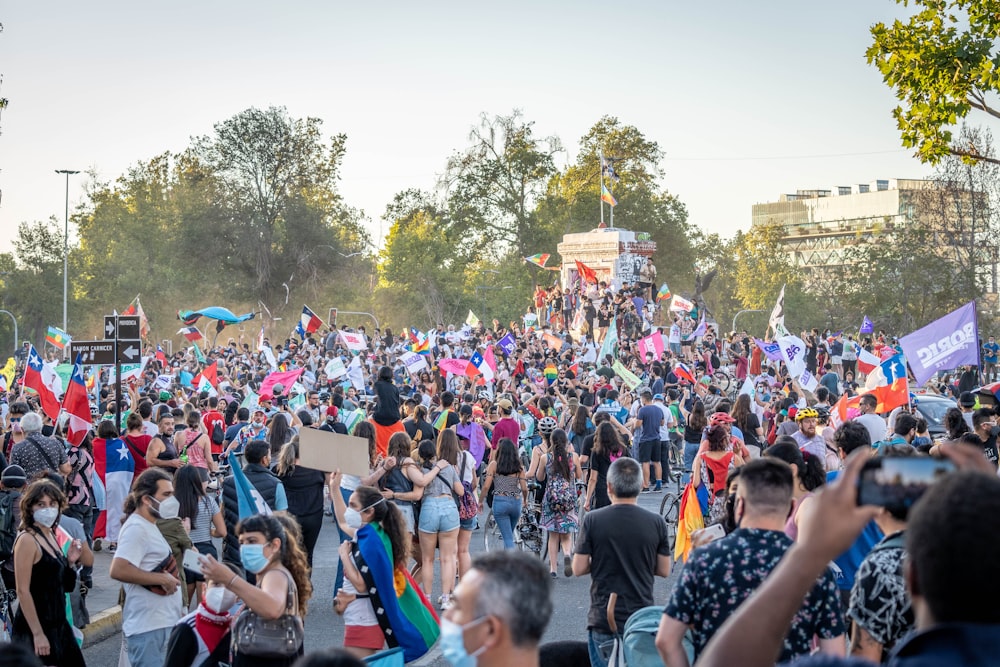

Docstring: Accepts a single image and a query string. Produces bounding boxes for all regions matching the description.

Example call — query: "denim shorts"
[418,496,460,533]
[394,502,415,533]
[459,514,477,531]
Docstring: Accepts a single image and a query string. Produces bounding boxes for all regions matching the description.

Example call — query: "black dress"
[12,532,85,666]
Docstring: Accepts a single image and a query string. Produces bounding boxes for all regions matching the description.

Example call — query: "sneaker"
[438,594,452,609]
[641,487,651,494]
[550,571,557,579]
[564,555,572,577]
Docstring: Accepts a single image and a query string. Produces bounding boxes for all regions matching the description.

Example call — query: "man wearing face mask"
[0,401,27,463]
[224,408,269,462]
[110,468,184,667]
[964,408,1000,470]
[163,561,241,667]
[440,551,553,667]
[655,458,845,666]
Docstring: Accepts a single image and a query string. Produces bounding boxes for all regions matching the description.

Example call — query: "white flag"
[340,331,368,351]
[769,284,786,332]
[777,335,808,378]
[798,369,819,393]
[669,295,694,313]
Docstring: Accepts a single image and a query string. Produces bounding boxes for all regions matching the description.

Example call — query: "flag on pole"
[191,343,207,364]
[600,183,617,207]
[575,260,598,285]
[230,457,273,520]
[122,297,151,339]
[673,362,696,385]
[93,435,133,543]
[656,283,672,302]
[155,346,168,367]
[45,326,71,349]
[855,343,883,375]
[466,311,481,328]
[177,326,203,342]
[860,315,874,335]
[482,346,498,376]
[496,332,516,357]
[260,367,305,399]
[256,325,266,352]
[24,346,61,421]
[899,301,979,387]
[62,355,92,446]
[768,284,786,333]
[299,305,324,336]
[470,352,494,381]
[523,254,551,269]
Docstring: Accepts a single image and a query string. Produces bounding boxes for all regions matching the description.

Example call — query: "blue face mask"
[440,617,487,667]
[240,544,270,574]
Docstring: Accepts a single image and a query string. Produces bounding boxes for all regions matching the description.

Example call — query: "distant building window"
[859,184,870,193]
[838,186,851,196]
[876,180,889,191]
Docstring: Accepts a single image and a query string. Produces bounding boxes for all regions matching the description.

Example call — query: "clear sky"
[0,0,925,254]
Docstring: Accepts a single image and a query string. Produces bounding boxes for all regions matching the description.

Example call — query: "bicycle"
[659,469,691,553]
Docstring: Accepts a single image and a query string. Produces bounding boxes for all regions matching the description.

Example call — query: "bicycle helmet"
[477,389,494,402]
[537,416,558,437]
[814,406,830,421]
[795,407,819,421]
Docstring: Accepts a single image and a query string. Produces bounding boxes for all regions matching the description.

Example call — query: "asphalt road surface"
[83,491,678,665]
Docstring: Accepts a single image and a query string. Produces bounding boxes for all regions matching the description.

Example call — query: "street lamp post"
[55,169,80,336]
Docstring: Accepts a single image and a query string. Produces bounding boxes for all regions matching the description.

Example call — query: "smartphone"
[182,549,205,572]
[692,523,726,544]
[857,457,955,516]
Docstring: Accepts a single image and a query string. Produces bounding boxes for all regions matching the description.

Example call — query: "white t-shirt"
[114,513,183,636]
[655,401,676,440]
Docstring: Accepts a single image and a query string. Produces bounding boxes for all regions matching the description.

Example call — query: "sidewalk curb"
[83,605,121,648]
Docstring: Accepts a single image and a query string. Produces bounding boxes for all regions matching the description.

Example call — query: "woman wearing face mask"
[199,513,312,667]
[175,466,226,604]
[11,479,86,666]
[330,477,439,661]
[163,562,241,667]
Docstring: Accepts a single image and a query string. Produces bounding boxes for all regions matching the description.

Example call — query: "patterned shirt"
[848,532,913,655]
[664,527,844,662]
[10,433,68,478]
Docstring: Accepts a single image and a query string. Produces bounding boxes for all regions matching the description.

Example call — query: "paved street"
[82,492,677,664]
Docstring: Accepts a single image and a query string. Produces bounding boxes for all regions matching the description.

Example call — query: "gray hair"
[607,457,643,498]
[19,412,43,433]
[471,551,553,647]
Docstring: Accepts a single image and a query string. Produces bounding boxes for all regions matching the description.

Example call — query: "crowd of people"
[0,280,996,667]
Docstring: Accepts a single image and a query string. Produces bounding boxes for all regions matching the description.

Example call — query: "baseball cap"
[959,391,977,408]
[1,465,25,489]
[496,398,513,413]
[653,393,665,401]
[273,383,285,394]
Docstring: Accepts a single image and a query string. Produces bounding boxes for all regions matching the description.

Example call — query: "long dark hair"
[591,422,622,458]
[731,394,754,432]
[354,421,377,468]
[495,438,522,476]
[689,400,707,432]
[571,404,590,436]
[354,485,408,570]
[548,429,572,480]
[268,414,293,457]
[764,440,826,491]
[123,468,172,517]
[174,465,208,531]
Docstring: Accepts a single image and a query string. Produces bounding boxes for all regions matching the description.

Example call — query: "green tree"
[4,221,66,347]
[376,191,466,328]
[868,0,1000,164]
[535,116,698,293]
[442,111,563,260]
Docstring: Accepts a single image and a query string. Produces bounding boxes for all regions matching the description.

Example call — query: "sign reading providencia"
[899,301,979,387]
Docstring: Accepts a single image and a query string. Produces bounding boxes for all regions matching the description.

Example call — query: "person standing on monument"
[639,257,657,303]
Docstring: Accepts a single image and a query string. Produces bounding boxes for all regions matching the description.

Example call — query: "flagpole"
[599,149,605,227]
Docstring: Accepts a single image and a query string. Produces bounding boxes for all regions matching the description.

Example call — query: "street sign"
[116,340,142,363]
[117,316,141,341]
[104,316,117,340]
[70,340,116,365]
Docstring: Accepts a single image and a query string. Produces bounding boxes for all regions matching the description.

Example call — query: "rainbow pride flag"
[656,283,672,302]
[433,409,452,431]
[355,524,439,661]
[544,363,558,385]
[524,253,551,269]
[601,184,617,207]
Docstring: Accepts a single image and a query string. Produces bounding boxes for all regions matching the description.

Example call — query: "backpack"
[0,492,17,562]
[456,452,480,521]
[211,421,225,446]
[623,605,667,667]
[544,454,577,514]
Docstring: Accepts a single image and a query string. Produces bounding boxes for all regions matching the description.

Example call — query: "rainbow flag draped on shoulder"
[353,523,439,661]
[433,409,452,431]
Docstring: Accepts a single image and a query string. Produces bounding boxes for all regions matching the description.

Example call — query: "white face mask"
[344,507,363,530]
[204,586,238,614]
[156,496,180,520]
[33,507,59,528]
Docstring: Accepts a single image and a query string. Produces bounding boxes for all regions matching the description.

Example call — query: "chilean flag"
[674,362,696,385]
[855,343,882,375]
[470,352,494,381]
[193,360,220,395]
[23,346,60,421]
[62,355,92,446]
[299,305,323,336]
[155,345,168,367]
[177,326,203,342]
[93,436,134,543]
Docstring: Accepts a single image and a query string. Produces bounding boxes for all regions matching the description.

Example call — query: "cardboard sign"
[298,427,370,476]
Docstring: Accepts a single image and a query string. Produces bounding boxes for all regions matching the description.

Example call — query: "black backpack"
[211,422,225,446]
[0,491,17,562]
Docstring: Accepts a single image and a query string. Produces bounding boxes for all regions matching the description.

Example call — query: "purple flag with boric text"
[496,332,516,357]
[754,338,783,362]
[899,301,979,387]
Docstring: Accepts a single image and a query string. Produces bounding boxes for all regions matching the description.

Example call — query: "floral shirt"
[664,527,844,662]
[848,531,913,656]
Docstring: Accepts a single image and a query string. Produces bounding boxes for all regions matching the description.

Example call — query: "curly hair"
[238,513,313,616]
[19,479,66,532]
